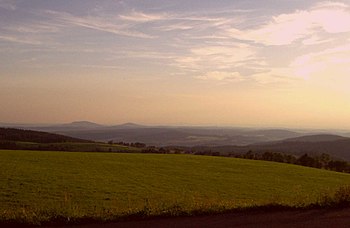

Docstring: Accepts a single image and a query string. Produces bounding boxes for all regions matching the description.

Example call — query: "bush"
[319,185,350,208]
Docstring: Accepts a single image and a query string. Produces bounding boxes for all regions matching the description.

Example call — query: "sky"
[1,0,350,129]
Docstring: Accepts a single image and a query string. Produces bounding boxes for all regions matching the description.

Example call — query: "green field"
[5,141,142,153]
[1,150,350,224]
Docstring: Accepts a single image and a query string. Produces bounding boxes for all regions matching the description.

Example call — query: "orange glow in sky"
[0,1,350,129]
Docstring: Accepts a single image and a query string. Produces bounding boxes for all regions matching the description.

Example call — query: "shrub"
[319,185,350,208]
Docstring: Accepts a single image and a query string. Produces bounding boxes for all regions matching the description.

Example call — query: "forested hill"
[0,128,89,143]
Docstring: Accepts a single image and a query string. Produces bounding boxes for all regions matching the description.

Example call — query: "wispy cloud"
[291,43,350,79]
[157,23,194,31]
[121,50,176,60]
[5,22,62,34]
[1,1,349,88]
[252,68,299,86]
[64,63,124,70]
[172,43,266,83]
[301,35,332,45]
[119,10,168,22]
[196,71,244,82]
[174,44,259,71]
[0,0,16,10]
[157,12,240,34]
[227,1,350,46]
[0,35,42,45]
[167,1,350,85]
[45,10,155,39]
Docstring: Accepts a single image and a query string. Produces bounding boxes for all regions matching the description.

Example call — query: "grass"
[1,150,350,225]
[12,141,142,153]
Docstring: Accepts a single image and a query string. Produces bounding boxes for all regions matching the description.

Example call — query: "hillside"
[0,128,141,153]
[1,150,350,225]
[189,134,350,161]
[61,121,105,129]
[0,122,309,146]
[0,127,89,143]
[283,134,347,142]
[247,135,350,160]
[36,126,305,146]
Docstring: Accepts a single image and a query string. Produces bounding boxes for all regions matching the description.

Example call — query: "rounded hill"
[1,151,350,225]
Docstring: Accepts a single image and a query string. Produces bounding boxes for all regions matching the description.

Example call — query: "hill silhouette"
[283,134,346,142]
[63,121,104,128]
[189,134,350,161]
[0,127,89,144]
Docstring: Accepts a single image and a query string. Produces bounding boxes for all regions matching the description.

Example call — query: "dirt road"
[65,208,350,228]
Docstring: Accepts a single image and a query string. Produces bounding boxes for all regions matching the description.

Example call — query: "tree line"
[236,151,350,173]
[138,144,350,173]
[3,135,350,174]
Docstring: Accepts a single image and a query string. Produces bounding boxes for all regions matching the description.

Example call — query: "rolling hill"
[249,134,350,160]
[0,127,89,143]
[34,126,306,146]
[283,134,347,142]
[0,127,140,153]
[2,123,350,160]
[1,150,350,224]
[0,122,307,146]
[189,134,350,161]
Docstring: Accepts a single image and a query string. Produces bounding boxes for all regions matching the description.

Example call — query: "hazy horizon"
[1,0,350,129]
[2,120,350,132]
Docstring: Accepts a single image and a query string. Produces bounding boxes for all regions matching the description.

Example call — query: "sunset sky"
[1,0,350,129]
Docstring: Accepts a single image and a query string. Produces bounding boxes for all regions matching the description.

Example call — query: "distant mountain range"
[283,134,347,142]
[1,121,350,160]
[189,134,350,161]
[1,121,146,132]
[2,121,350,146]
[37,125,305,146]
[60,121,105,128]
[259,134,350,160]
[1,122,350,161]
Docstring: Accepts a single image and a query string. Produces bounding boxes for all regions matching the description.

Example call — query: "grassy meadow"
[1,150,350,225]
[5,141,142,153]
